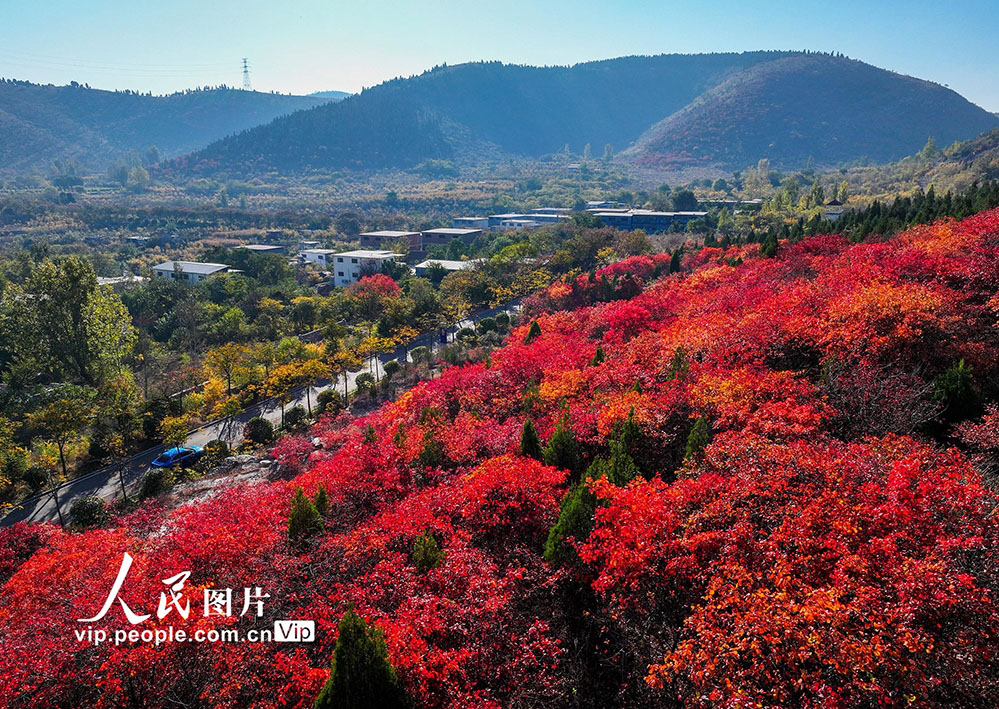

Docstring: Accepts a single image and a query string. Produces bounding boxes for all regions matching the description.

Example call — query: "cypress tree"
[519,419,543,460]
[684,416,711,462]
[544,411,581,475]
[313,484,329,517]
[544,473,598,568]
[289,487,323,543]
[314,610,407,709]
[410,530,445,573]
[524,321,542,344]
[667,346,689,381]
[590,344,605,366]
[932,360,981,423]
[418,429,446,469]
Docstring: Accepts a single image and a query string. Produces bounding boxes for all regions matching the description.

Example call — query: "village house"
[151,261,231,283]
[331,249,397,288]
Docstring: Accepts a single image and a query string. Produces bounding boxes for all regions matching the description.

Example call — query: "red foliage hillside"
[3,210,999,707]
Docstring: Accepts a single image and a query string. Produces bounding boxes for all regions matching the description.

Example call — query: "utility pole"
[242,58,252,91]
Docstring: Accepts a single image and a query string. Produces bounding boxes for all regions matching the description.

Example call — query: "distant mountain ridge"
[176,51,999,175]
[0,80,344,173]
[625,54,999,169]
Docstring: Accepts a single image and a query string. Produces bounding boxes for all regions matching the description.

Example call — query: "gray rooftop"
[152,261,230,275]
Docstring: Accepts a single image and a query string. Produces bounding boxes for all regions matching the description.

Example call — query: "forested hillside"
[626,54,999,169]
[177,52,998,175]
[3,208,999,706]
[0,80,337,173]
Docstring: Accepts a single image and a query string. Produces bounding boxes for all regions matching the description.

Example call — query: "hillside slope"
[179,52,998,175]
[0,80,340,173]
[625,54,999,170]
[833,127,999,196]
[176,52,803,173]
[3,210,999,706]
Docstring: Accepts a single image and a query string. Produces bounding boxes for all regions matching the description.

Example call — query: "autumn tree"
[204,343,248,396]
[0,257,136,386]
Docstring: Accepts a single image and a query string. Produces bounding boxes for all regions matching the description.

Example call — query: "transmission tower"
[241,58,252,91]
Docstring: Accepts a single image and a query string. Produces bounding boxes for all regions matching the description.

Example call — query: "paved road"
[1,301,521,527]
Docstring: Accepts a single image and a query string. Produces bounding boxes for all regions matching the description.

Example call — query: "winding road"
[1,301,520,527]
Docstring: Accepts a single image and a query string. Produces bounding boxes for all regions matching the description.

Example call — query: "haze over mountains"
[179,51,998,176]
[0,81,342,174]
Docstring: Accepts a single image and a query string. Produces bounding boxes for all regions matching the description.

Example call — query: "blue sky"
[1,0,997,110]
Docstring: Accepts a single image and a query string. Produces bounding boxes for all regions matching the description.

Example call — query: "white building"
[299,248,339,266]
[152,261,230,283]
[331,250,397,288]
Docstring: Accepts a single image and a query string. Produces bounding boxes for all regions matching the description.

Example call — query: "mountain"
[625,54,999,170]
[309,90,352,101]
[176,52,804,173]
[0,80,341,173]
[176,52,999,176]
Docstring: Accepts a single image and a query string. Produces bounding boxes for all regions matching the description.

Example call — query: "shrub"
[244,416,274,444]
[932,359,981,424]
[197,439,230,472]
[288,487,323,543]
[317,389,343,415]
[544,411,581,475]
[524,321,542,344]
[519,419,543,460]
[140,467,175,499]
[475,317,497,335]
[313,483,329,516]
[271,435,313,475]
[69,495,109,529]
[456,327,477,343]
[285,405,308,430]
[382,360,401,379]
[314,610,407,709]
[355,373,376,395]
[684,416,711,461]
[409,345,429,366]
[495,312,511,329]
[544,475,598,567]
[411,530,446,573]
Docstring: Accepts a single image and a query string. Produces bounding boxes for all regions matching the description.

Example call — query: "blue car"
[150,445,204,468]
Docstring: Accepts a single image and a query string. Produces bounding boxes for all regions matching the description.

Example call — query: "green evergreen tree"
[418,429,446,469]
[669,248,683,273]
[410,530,446,573]
[932,359,981,423]
[289,487,323,543]
[363,425,377,445]
[519,419,544,460]
[524,321,542,344]
[313,484,329,517]
[760,232,779,258]
[544,411,581,475]
[603,437,637,486]
[543,473,598,568]
[667,346,689,381]
[684,416,711,462]
[314,610,407,709]
[590,344,605,366]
